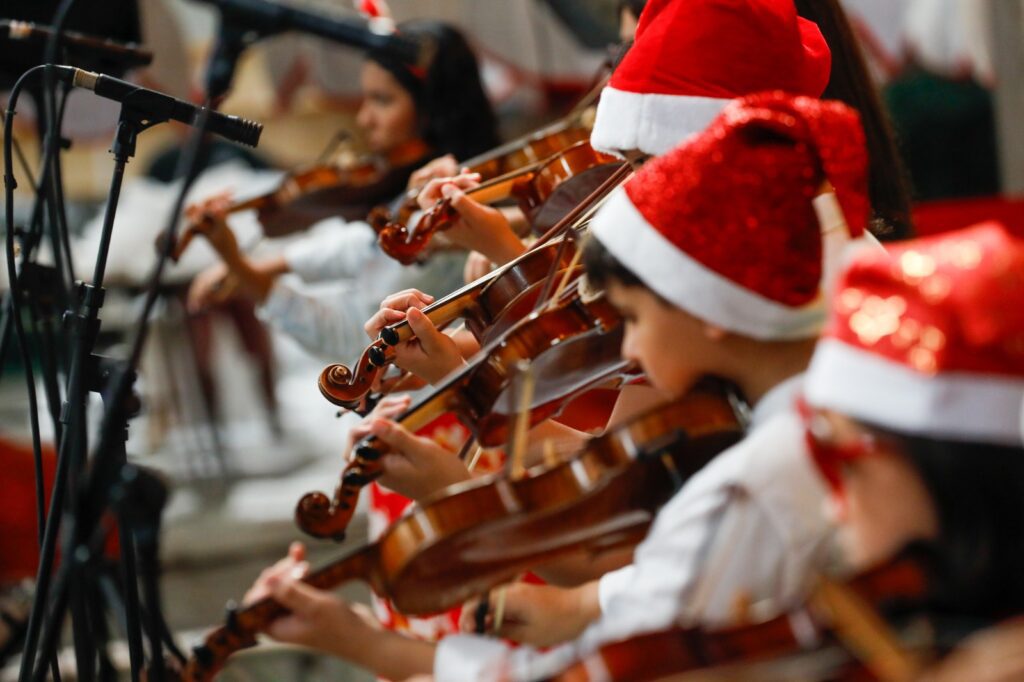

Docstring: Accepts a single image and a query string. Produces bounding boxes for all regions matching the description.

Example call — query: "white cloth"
[259,217,466,359]
[903,0,995,83]
[433,375,835,682]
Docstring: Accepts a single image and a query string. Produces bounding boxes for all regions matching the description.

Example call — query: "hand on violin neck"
[342,395,413,463]
[416,171,482,211]
[368,418,472,501]
[394,307,467,385]
[184,193,245,266]
[458,581,600,647]
[364,288,435,340]
[244,541,309,606]
[242,541,386,661]
[407,154,460,190]
[418,175,526,266]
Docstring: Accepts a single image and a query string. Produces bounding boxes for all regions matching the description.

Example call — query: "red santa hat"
[592,0,832,157]
[805,222,1024,446]
[589,92,870,340]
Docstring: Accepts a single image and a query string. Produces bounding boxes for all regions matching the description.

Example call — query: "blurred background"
[1,0,1022,679]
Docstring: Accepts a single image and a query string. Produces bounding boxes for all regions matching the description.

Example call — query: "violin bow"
[812,576,924,681]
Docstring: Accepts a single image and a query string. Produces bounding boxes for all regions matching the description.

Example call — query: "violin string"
[545,247,585,313]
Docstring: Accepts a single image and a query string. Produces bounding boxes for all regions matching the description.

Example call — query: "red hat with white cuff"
[589,92,870,340]
[591,0,832,157]
[805,222,1024,446]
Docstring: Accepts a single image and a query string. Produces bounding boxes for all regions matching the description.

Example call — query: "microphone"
[195,0,431,98]
[194,0,425,66]
[53,65,263,148]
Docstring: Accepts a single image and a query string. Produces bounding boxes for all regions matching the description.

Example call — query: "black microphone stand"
[18,101,180,682]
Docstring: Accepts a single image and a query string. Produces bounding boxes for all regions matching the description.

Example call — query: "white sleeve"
[282,219,378,283]
[435,421,828,682]
[597,564,635,614]
[432,473,753,681]
[434,635,581,682]
[258,277,372,359]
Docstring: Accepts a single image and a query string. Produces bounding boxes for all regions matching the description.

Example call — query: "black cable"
[11,134,37,190]
[10,10,76,682]
[43,83,76,296]
[4,67,63,682]
[4,64,50,555]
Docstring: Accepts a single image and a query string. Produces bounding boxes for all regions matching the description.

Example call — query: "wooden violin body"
[550,553,935,682]
[298,286,642,541]
[376,140,621,264]
[181,387,745,682]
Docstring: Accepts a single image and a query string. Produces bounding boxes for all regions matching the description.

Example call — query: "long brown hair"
[794,0,913,240]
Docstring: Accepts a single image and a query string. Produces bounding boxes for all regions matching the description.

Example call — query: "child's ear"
[703,322,728,341]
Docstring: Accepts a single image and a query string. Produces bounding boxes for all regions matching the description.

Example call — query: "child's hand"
[459,581,600,647]
[369,418,472,501]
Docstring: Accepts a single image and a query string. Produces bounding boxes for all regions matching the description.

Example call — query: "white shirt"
[433,375,835,681]
[258,217,466,359]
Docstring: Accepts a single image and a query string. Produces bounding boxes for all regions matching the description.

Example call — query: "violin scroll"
[294,444,387,541]
[294,490,352,542]
[317,356,385,414]
[377,198,459,264]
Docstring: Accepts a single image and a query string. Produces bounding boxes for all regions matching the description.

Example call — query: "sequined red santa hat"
[589,92,870,340]
[591,0,832,157]
[805,222,1024,446]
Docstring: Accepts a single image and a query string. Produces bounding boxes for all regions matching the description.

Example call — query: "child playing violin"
[362,0,840,414]
[409,0,910,284]
[801,222,1024,678]
[185,19,498,359]
[239,89,873,681]
[369,0,913,413]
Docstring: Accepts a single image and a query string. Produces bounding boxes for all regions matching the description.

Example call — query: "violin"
[322,161,634,414]
[297,282,643,541]
[318,238,579,412]
[169,139,432,261]
[549,552,936,682]
[179,385,745,682]
[375,140,623,264]
[368,121,590,237]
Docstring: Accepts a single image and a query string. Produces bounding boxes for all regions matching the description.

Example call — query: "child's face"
[805,409,940,569]
[605,281,721,397]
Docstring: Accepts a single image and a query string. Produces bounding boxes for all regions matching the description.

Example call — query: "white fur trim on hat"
[590,188,827,340]
[590,86,730,157]
[805,338,1024,446]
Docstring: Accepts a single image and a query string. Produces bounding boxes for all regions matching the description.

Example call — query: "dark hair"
[582,234,674,307]
[581,234,646,291]
[617,0,648,21]
[793,0,914,240]
[872,428,1024,619]
[368,20,499,161]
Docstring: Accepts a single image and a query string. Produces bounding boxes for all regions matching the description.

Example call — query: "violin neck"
[387,139,432,167]
[226,194,271,215]
[462,118,573,170]
[465,164,539,204]
[239,544,378,630]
